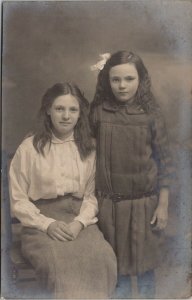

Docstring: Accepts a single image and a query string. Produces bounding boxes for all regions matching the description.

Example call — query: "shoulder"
[15,136,36,157]
[148,107,165,123]
[18,135,34,149]
[10,136,38,168]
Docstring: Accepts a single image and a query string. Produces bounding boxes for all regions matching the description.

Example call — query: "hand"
[47,221,74,241]
[151,188,169,230]
[151,205,168,230]
[68,221,84,240]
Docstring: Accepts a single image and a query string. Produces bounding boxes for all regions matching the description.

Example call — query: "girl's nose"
[119,80,126,89]
[62,110,70,119]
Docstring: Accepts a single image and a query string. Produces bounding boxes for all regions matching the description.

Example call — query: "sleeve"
[74,153,98,227]
[89,104,99,138]
[9,145,56,232]
[151,111,174,189]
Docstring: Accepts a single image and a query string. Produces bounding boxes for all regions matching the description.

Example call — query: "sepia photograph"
[1,0,192,299]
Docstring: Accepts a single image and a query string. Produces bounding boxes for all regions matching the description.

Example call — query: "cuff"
[39,218,56,232]
[74,215,98,228]
[158,177,172,189]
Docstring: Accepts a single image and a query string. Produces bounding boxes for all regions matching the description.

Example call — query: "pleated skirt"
[98,194,164,276]
[21,195,117,299]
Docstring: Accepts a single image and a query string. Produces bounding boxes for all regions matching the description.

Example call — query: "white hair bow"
[90,53,111,71]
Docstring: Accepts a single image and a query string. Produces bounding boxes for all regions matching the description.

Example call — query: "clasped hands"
[47,220,83,242]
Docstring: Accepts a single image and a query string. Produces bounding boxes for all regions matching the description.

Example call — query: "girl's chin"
[118,98,130,102]
[116,97,133,103]
[52,128,74,140]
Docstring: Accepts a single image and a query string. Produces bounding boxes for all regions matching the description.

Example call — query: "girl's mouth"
[60,122,71,125]
[119,92,128,95]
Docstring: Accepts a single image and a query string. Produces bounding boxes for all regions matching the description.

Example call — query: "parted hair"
[92,50,159,113]
[32,82,95,159]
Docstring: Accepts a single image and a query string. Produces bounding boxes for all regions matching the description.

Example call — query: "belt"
[97,191,156,202]
[97,190,157,229]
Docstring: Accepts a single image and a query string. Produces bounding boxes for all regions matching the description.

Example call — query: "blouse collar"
[102,100,145,115]
[51,131,75,144]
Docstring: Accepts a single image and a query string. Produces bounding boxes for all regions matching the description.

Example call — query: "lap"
[19,197,118,298]
[21,224,116,268]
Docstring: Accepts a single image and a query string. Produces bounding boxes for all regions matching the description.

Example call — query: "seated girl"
[9,82,117,299]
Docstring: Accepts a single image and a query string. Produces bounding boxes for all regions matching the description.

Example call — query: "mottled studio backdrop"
[2,0,192,298]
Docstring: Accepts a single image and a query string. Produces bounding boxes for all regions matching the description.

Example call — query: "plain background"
[2,0,192,298]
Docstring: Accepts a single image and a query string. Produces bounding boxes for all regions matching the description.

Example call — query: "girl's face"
[109,63,139,103]
[48,94,80,139]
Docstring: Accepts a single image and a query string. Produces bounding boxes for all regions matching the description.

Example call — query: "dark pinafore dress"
[90,100,173,276]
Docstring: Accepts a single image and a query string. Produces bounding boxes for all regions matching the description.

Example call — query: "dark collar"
[102,101,145,115]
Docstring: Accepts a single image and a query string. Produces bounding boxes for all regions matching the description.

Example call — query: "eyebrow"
[54,104,79,107]
[110,75,136,79]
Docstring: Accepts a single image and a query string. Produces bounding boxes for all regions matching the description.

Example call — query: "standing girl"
[90,51,173,298]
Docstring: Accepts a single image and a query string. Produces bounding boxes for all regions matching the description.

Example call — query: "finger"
[59,225,74,238]
[58,221,67,227]
[57,228,74,241]
[60,227,74,239]
[160,220,167,230]
[52,231,69,242]
[49,234,60,241]
[150,214,157,224]
[156,219,166,230]
[49,223,74,240]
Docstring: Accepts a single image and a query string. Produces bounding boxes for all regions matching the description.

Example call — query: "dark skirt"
[98,194,164,276]
[21,195,117,299]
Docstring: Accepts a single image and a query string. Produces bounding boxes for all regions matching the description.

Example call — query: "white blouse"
[9,133,98,232]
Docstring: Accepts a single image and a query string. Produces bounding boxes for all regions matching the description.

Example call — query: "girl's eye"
[55,107,64,111]
[125,77,135,81]
[70,107,79,112]
[112,78,120,82]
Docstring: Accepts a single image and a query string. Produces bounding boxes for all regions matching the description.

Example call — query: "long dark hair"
[32,82,94,159]
[92,50,159,113]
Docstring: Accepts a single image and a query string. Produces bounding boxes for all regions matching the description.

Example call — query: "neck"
[115,96,135,106]
[52,129,73,141]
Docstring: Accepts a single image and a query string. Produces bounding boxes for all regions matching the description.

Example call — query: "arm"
[10,144,74,241]
[150,111,174,230]
[9,146,56,232]
[151,111,174,189]
[69,153,98,238]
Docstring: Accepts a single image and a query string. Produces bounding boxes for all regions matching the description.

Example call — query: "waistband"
[97,191,157,202]
[32,194,82,205]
